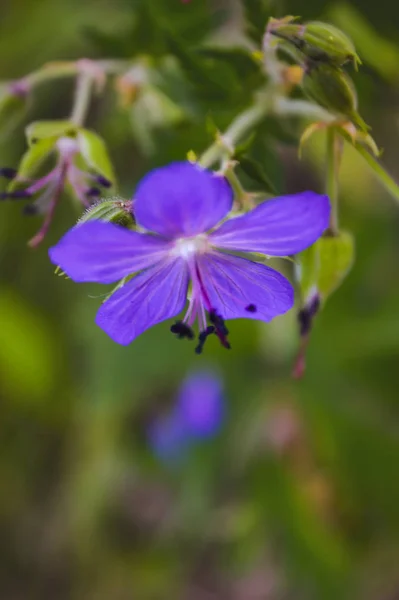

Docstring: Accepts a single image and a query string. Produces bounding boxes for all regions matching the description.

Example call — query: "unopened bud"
[303,21,360,68]
[270,18,360,68]
[78,198,134,228]
[302,64,368,131]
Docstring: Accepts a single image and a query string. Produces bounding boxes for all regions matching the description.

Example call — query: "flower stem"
[70,73,94,127]
[325,128,341,233]
[198,95,335,170]
[21,59,129,89]
[347,138,399,205]
[198,103,268,168]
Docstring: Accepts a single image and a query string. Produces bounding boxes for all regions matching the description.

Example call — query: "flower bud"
[270,18,360,68]
[78,198,134,228]
[302,64,368,131]
[303,21,360,68]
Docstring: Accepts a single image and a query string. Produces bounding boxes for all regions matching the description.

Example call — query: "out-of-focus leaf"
[297,231,354,301]
[237,156,277,193]
[340,131,399,205]
[317,232,354,298]
[26,119,77,145]
[329,2,399,82]
[197,46,263,84]
[8,137,56,192]
[0,86,28,139]
[166,36,241,103]
[244,0,273,43]
[77,129,116,184]
[129,86,187,155]
[0,289,57,403]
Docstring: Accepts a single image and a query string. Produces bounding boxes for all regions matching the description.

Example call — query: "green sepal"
[26,120,77,145]
[77,129,116,185]
[8,137,56,192]
[302,64,368,131]
[77,199,134,228]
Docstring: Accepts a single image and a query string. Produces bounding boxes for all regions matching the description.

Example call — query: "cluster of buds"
[266,17,369,132]
[0,122,116,247]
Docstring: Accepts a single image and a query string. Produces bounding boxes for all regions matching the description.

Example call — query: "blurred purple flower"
[148,369,224,463]
[49,161,330,351]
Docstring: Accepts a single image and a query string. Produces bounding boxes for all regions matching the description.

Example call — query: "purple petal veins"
[49,220,171,283]
[210,191,330,256]
[134,162,233,237]
[49,161,330,350]
[95,257,189,345]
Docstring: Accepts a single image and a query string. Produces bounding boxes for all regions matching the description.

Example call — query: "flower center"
[172,234,209,260]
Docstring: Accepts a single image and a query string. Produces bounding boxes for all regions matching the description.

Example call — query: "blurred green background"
[1,0,399,598]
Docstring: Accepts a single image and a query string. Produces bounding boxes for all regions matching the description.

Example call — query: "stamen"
[86,187,101,197]
[95,175,112,188]
[23,204,39,216]
[0,167,17,180]
[209,310,231,349]
[0,190,32,200]
[170,321,195,340]
[245,304,257,313]
[195,326,215,354]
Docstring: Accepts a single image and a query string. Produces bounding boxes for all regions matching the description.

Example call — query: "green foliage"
[297,231,355,302]
[77,128,116,184]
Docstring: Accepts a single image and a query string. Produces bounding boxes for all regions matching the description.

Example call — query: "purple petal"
[134,162,233,238]
[176,370,224,438]
[210,192,330,256]
[95,258,189,345]
[49,221,170,283]
[198,252,294,322]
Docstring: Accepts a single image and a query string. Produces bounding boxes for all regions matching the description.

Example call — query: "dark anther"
[298,295,320,337]
[195,326,215,354]
[95,175,112,188]
[0,167,18,180]
[308,295,320,317]
[209,310,231,350]
[86,187,101,197]
[0,190,32,200]
[23,204,39,216]
[170,321,194,340]
[245,304,257,313]
[298,309,311,337]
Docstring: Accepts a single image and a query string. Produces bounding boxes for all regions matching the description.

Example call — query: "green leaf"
[197,46,263,83]
[317,232,354,298]
[297,231,355,301]
[244,0,273,43]
[26,120,77,145]
[8,136,56,192]
[77,129,116,184]
[237,155,277,194]
[166,36,241,104]
[0,289,57,403]
[0,86,28,139]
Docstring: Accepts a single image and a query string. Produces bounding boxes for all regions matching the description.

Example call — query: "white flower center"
[172,234,209,259]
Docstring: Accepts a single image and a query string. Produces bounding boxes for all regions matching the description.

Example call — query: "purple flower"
[49,161,330,351]
[148,369,224,463]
